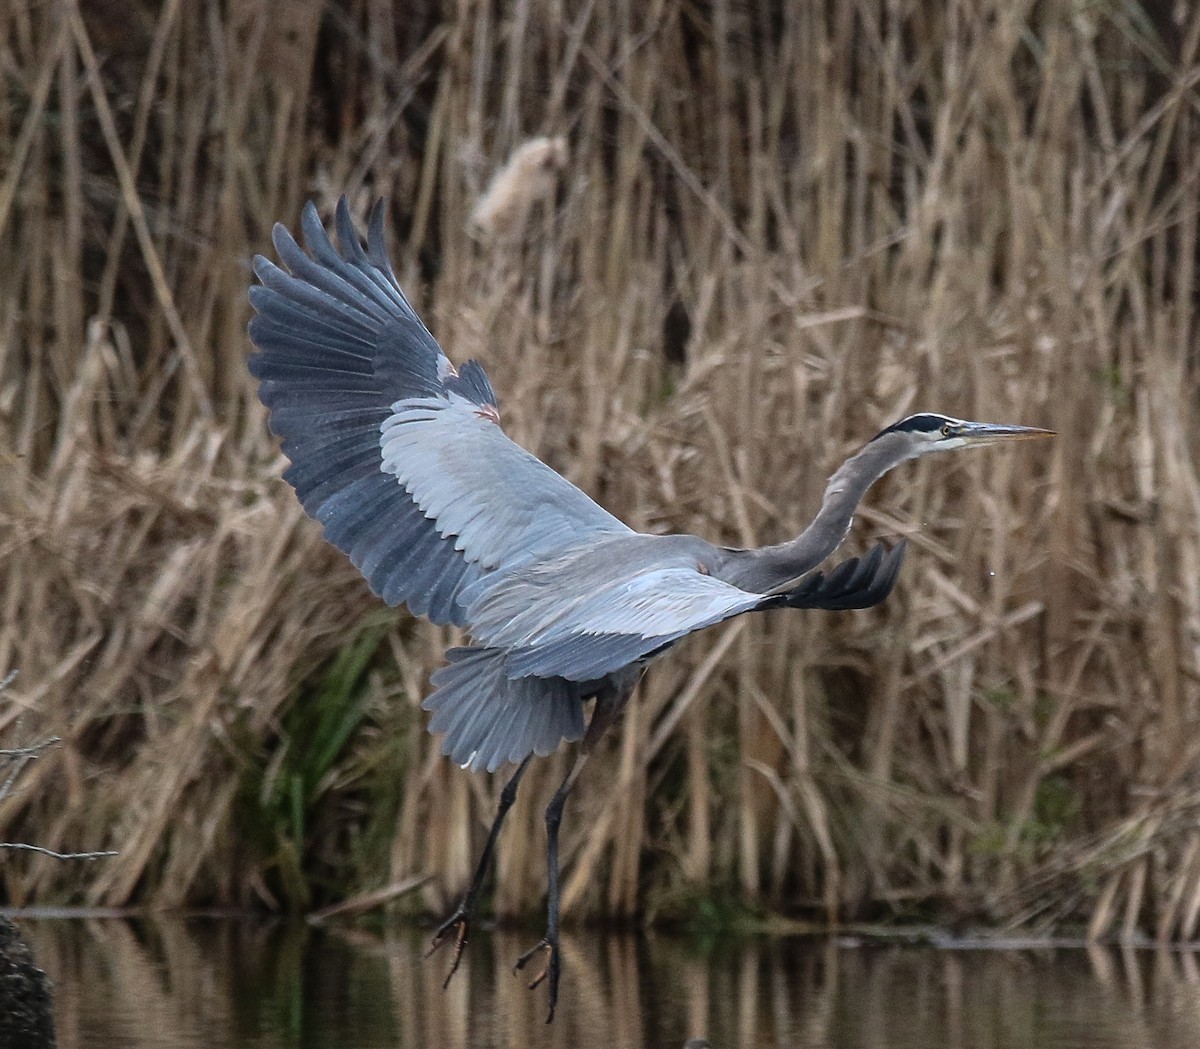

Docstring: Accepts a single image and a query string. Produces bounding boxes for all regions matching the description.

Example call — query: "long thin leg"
[514,674,638,1023]
[428,755,531,986]
[513,749,590,1023]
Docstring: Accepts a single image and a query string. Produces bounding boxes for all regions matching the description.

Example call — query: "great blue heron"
[247,198,1052,1022]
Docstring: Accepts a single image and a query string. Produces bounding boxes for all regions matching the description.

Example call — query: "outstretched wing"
[248,198,630,625]
[462,539,907,682]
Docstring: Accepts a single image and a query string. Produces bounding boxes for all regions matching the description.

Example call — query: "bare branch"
[0,843,117,861]
[0,687,114,862]
[0,737,60,760]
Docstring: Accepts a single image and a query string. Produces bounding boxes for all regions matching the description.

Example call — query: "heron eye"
[940,423,953,436]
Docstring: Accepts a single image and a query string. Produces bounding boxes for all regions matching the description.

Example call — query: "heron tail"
[423,647,587,772]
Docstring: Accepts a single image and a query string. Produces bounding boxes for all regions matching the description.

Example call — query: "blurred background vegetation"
[0,0,1198,940]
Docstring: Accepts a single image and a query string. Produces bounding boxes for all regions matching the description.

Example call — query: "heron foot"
[513,936,560,1023]
[426,909,471,988]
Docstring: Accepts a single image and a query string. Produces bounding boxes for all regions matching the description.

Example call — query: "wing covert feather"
[380,395,631,571]
[462,551,761,681]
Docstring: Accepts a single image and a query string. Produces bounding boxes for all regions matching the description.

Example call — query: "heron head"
[871,413,1054,460]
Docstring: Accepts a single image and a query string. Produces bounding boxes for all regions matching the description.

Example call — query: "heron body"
[247,198,1052,1021]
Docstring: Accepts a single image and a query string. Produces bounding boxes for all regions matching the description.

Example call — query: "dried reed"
[0,0,1198,941]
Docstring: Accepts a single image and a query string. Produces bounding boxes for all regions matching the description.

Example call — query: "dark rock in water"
[0,917,56,1048]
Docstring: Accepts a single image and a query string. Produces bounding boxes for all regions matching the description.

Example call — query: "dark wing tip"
[299,199,331,251]
[270,220,299,258]
[247,256,270,300]
[777,540,907,612]
[367,197,387,233]
[333,196,370,266]
[366,198,393,272]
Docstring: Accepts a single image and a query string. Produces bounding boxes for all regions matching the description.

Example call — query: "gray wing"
[379,395,630,571]
[461,546,763,681]
[461,540,907,682]
[248,197,629,624]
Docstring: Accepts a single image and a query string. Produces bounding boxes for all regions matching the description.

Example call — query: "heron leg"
[513,747,590,1024]
[515,676,637,1023]
[428,755,531,987]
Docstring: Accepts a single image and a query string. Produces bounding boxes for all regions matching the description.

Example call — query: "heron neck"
[734,437,907,593]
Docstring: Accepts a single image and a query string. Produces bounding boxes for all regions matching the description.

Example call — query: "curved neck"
[720,436,911,593]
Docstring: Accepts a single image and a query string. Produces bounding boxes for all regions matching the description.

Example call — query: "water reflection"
[15,916,1200,1048]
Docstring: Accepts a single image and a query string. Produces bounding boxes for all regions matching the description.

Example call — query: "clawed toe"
[426,912,471,988]
[513,937,550,986]
[514,937,560,1022]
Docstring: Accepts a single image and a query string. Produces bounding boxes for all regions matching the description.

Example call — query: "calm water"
[13,917,1200,1048]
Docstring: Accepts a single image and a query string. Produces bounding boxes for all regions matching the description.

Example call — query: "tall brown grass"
[1,0,1198,938]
